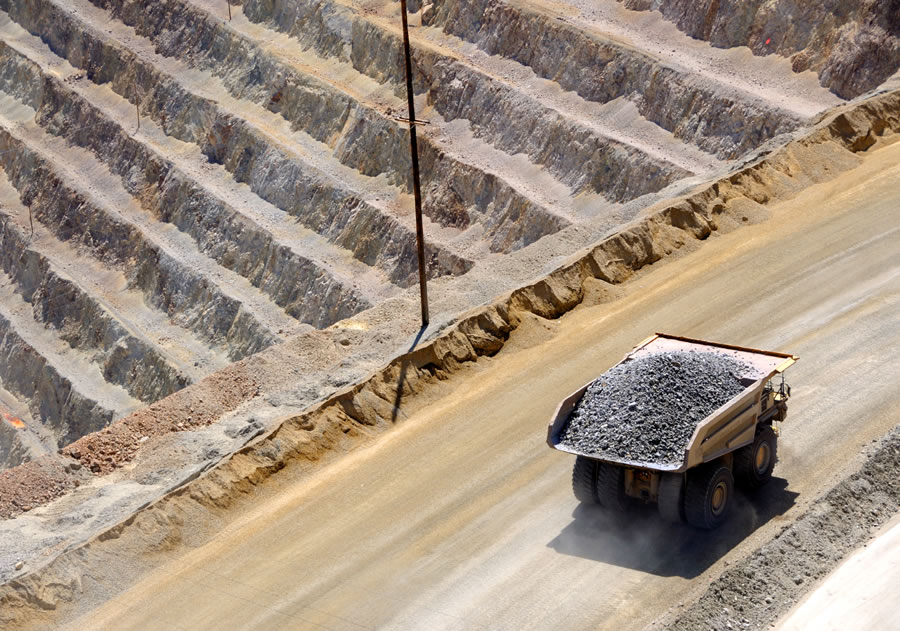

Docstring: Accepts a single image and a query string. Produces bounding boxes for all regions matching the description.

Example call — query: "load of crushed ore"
[558,350,759,466]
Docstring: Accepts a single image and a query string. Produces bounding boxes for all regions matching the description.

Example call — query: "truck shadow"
[547,477,798,578]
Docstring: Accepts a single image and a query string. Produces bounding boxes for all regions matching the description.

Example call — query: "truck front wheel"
[684,464,733,529]
[572,456,598,504]
[734,425,777,490]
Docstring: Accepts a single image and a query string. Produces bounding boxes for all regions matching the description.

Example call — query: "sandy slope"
[51,138,900,631]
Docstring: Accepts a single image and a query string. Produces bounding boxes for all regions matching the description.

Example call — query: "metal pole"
[398,0,429,326]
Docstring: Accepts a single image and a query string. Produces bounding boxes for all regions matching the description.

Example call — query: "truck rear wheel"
[734,425,777,490]
[684,464,733,529]
[595,463,628,511]
[658,473,685,523]
[572,456,598,504]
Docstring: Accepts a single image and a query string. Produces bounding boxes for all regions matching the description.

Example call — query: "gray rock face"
[0,128,280,361]
[0,209,190,404]
[0,0,861,472]
[621,0,900,99]
[559,350,759,466]
[242,0,696,192]
[0,310,119,449]
[79,0,571,251]
[423,0,806,159]
[0,3,473,285]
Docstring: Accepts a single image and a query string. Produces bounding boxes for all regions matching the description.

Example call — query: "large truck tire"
[572,456,598,504]
[595,462,629,511]
[684,464,733,529]
[734,425,777,490]
[658,473,685,523]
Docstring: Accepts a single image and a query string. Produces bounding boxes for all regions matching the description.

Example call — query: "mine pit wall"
[421,0,805,159]
[0,42,290,361]
[0,311,116,452]
[0,128,279,361]
[415,141,570,252]
[231,0,693,199]
[345,20,690,198]
[0,210,190,405]
[620,0,900,100]
[0,421,40,471]
[31,76,375,327]
[0,39,40,109]
[0,89,896,627]
[0,3,473,286]
[50,0,569,251]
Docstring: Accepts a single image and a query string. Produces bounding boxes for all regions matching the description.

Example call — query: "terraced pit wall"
[0,0,851,469]
[620,0,900,99]
[0,85,897,627]
[421,0,804,158]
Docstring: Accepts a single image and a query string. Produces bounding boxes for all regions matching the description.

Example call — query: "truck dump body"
[547,334,797,473]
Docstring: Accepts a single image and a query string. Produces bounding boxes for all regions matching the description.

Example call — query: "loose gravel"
[558,350,759,466]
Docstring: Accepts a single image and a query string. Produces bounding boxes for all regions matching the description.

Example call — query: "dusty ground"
[20,136,898,630]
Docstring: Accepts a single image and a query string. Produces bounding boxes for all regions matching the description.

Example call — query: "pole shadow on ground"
[547,478,798,578]
[390,324,429,424]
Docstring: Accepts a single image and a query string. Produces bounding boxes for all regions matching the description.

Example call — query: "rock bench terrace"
[0,0,881,471]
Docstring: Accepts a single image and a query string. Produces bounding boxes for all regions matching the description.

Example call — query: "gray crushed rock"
[559,350,759,466]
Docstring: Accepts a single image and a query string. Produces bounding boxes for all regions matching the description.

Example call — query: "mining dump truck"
[547,333,797,529]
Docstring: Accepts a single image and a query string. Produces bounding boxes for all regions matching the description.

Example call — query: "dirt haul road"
[64,140,900,631]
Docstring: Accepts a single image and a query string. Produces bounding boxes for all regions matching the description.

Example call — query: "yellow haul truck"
[547,334,797,529]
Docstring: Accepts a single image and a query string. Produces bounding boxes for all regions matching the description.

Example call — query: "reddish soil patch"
[62,368,259,475]
[0,458,76,519]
